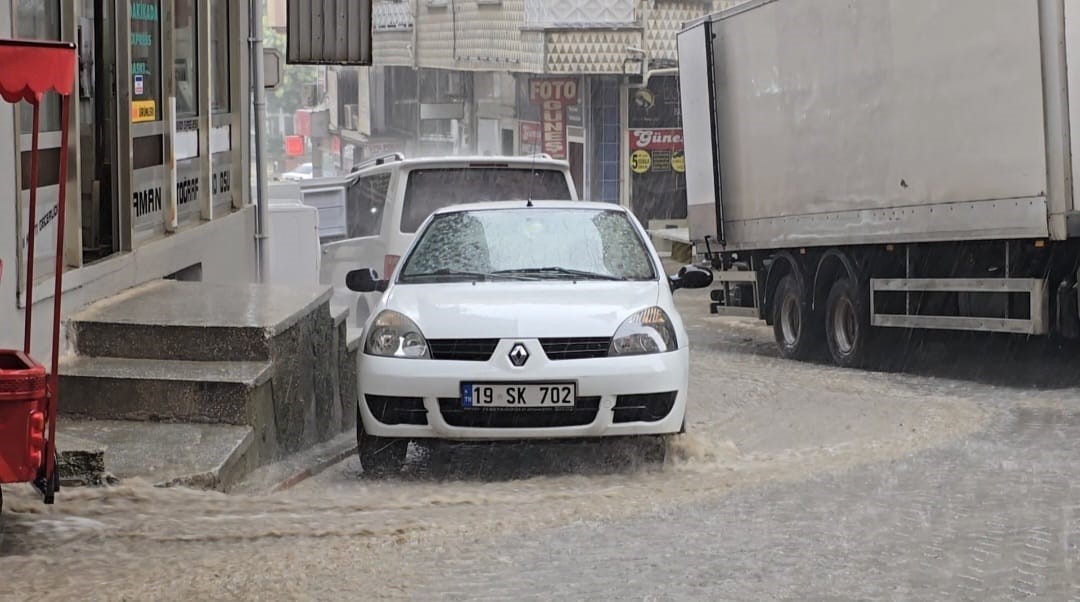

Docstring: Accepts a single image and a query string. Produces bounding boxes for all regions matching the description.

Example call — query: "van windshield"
[400,168,572,233]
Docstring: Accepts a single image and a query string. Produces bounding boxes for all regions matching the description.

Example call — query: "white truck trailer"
[677,0,1080,367]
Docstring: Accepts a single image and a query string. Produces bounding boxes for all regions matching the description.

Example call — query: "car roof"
[431,200,626,215]
[351,155,570,176]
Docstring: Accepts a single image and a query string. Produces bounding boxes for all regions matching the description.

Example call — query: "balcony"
[373,1,413,31]
[524,0,637,29]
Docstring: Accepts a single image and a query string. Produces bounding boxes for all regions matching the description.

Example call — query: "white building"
[0,1,257,359]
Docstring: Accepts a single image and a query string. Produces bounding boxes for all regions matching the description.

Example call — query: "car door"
[319,171,394,326]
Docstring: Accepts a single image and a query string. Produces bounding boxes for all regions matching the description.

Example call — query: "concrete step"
[58,356,273,426]
[56,418,255,491]
[68,280,332,361]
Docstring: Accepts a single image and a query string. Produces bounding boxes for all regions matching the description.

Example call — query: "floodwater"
[3,291,1070,600]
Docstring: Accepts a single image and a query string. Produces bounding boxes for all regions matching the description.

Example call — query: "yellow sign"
[630,149,651,174]
[671,151,685,173]
[132,100,157,123]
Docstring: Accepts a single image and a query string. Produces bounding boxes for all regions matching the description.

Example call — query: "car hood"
[381,281,661,338]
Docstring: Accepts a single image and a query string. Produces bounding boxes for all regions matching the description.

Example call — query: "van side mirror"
[669,265,713,292]
[346,268,388,293]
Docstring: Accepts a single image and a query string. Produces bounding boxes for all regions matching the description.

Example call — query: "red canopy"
[0,39,76,105]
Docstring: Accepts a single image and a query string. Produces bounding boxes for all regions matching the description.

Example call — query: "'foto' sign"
[529,78,579,160]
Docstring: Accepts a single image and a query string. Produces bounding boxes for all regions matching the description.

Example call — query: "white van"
[298,154,578,327]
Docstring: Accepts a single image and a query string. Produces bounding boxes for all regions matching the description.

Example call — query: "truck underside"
[708,240,1080,367]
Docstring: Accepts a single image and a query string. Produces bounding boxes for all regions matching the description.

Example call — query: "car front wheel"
[357,416,408,478]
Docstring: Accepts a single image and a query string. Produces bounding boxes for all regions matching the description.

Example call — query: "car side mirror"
[346,268,388,293]
[669,265,713,292]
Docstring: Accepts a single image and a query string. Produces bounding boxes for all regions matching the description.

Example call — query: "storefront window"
[627,76,687,222]
[210,0,231,112]
[16,0,62,133]
[174,0,199,117]
[131,0,162,122]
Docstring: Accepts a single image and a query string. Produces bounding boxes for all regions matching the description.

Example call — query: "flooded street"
[5,291,1079,600]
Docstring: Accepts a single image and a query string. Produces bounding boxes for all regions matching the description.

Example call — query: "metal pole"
[45,94,73,503]
[251,0,269,282]
[23,104,41,353]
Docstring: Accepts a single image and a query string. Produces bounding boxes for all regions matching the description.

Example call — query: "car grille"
[539,337,611,360]
[437,397,601,428]
[612,392,678,423]
[365,395,428,425]
[427,339,500,361]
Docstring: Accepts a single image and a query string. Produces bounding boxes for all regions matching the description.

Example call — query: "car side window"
[347,173,391,238]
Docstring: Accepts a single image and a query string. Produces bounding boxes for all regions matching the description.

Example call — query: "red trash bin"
[0,350,48,483]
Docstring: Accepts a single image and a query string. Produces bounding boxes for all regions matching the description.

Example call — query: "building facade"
[0,0,257,358]
[327,0,739,222]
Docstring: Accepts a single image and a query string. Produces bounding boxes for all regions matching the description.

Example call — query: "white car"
[347,201,713,475]
[281,162,314,181]
[303,154,577,328]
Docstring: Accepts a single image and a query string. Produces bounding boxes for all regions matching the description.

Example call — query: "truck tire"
[825,278,874,368]
[357,415,408,478]
[772,274,821,360]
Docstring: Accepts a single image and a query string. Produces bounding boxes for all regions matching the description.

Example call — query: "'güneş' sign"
[529,78,578,160]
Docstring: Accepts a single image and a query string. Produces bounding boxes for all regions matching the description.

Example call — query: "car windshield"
[400,168,572,233]
[398,207,656,283]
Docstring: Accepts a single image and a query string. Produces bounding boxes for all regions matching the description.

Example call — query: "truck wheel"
[825,278,874,368]
[772,274,820,360]
[357,415,408,478]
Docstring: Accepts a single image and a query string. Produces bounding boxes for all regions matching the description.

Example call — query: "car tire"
[824,278,874,368]
[772,274,821,360]
[356,417,408,478]
[641,435,671,465]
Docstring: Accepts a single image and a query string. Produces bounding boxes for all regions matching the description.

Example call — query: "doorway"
[79,0,120,264]
[569,141,584,198]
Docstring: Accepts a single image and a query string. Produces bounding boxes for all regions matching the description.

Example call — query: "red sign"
[629,128,684,151]
[294,110,312,138]
[285,135,304,157]
[519,121,541,152]
[529,78,579,160]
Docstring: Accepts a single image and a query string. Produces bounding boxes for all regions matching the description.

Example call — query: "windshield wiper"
[491,267,626,281]
[402,268,532,282]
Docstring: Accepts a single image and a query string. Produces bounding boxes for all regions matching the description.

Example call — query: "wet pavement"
[3,291,1080,600]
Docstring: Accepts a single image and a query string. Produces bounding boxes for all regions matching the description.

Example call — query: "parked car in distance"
[280,162,313,181]
[299,153,579,328]
[347,200,713,476]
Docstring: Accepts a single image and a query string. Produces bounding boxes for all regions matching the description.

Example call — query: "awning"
[0,39,77,105]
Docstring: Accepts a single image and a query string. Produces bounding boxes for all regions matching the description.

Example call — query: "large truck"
[676,0,1080,367]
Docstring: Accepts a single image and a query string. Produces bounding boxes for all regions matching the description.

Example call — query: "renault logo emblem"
[508,343,530,367]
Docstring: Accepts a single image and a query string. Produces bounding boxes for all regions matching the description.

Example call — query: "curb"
[270,444,358,493]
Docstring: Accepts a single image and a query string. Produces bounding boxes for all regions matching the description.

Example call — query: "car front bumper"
[358,340,689,440]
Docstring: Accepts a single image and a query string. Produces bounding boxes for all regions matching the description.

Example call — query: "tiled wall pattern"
[372,0,736,73]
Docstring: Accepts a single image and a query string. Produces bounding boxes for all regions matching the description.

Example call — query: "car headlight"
[609,307,677,356]
[365,310,430,358]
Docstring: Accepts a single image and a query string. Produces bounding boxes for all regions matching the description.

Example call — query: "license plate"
[462,383,576,409]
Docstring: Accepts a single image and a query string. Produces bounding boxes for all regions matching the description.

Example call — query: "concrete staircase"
[57,280,359,490]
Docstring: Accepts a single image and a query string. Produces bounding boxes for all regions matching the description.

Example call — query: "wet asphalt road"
[3,290,1080,600]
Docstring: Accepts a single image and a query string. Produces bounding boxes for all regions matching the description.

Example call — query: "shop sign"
[211,153,234,213]
[176,158,202,226]
[529,78,579,160]
[285,135,304,157]
[132,100,156,122]
[130,0,161,121]
[519,121,541,154]
[629,128,685,174]
[630,128,684,151]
